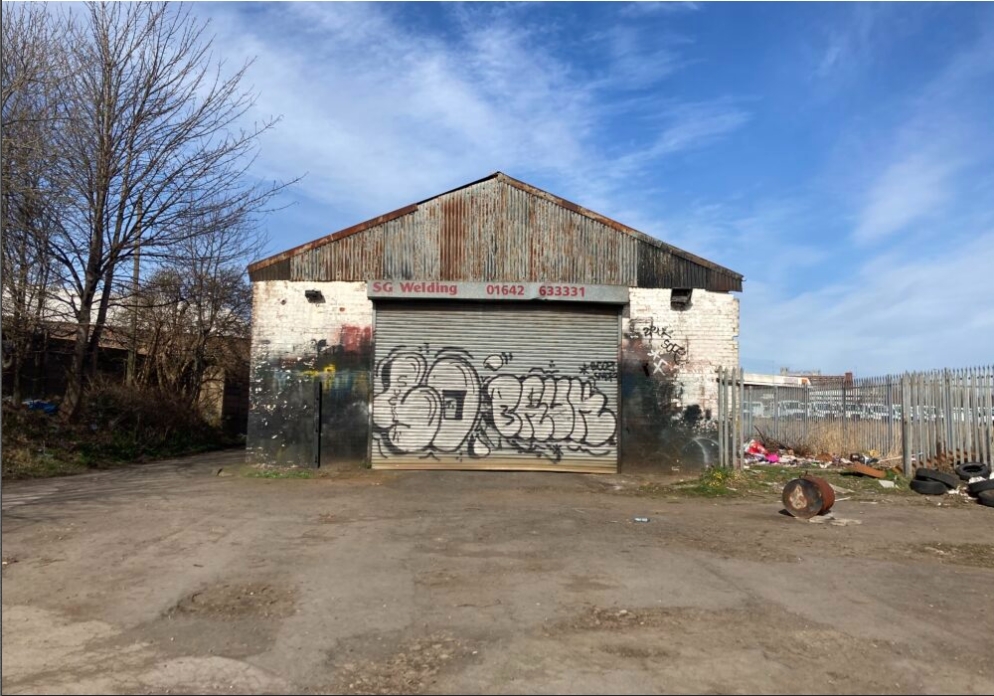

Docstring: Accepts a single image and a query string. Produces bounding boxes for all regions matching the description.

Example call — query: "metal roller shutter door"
[371,301,620,473]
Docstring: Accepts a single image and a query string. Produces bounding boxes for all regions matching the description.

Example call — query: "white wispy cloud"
[596,100,750,193]
[198,2,745,228]
[200,3,592,214]
[813,3,888,80]
[620,2,701,18]
[646,101,750,157]
[850,20,994,244]
[853,150,964,244]
[585,25,688,90]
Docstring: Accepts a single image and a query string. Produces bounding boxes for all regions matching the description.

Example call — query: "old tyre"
[977,490,994,508]
[915,468,958,489]
[967,479,994,496]
[955,462,992,480]
[909,479,949,496]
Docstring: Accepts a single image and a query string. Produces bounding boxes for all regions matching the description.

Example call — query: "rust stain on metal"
[849,462,886,479]
[249,204,417,278]
[248,172,744,290]
[782,475,836,519]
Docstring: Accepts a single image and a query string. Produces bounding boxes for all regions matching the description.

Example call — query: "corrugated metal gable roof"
[248,172,743,291]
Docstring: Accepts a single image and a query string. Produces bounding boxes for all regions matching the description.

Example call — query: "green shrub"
[2,381,237,479]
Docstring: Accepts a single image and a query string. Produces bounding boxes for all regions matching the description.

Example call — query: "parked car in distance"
[864,403,890,421]
[742,400,766,417]
[809,402,837,419]
[842,403,863,419]
[778,400,806,417]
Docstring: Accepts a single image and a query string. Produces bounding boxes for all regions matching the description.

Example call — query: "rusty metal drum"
[782,475,836,518]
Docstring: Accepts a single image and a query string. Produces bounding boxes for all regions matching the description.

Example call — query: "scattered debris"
[907,466,994,506]
[743,438,879,471]
[632,517,650,523]
[967,478,994,496]
[745,439,768,458]
[847,462,886,479]
[964,471,994,508]
[878,480,896,489]
[804,512,862,526]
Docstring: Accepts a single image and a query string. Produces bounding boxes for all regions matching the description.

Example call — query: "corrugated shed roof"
[248,172,743,292]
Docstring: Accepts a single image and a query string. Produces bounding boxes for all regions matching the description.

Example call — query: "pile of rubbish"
[742,439,889,470]
[909,462,994,508]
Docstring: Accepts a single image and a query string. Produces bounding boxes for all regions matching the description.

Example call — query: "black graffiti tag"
[628,319,688,366]
[580,360,618,381]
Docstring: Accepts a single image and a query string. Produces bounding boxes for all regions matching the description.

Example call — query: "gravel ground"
[2,450,993,694]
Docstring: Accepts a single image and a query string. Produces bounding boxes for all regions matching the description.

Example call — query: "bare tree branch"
[29,1,297,418]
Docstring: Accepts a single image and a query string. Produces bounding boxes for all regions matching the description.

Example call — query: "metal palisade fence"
[716,366,994,474]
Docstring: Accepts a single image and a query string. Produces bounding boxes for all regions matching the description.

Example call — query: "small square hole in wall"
[670,288,692,310]
[304,289,324,303]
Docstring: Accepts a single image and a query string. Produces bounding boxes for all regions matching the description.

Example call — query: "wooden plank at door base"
[371,459,617,474]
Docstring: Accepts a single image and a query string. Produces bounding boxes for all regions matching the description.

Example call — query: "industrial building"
[246,173,743,473]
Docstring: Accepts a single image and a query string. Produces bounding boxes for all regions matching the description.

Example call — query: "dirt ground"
[2,450,993,695]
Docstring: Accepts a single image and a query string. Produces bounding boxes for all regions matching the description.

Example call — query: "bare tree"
[46,1,290,418]
[1,3,65,402]
[131,203,260,406]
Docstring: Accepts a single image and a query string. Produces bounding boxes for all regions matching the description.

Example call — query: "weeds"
[636,464,913,500]
[244,467,314,479]
[2,381,238,480]
[665,467,738,497]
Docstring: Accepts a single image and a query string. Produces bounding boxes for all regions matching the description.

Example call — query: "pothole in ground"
[168,581,296,620]
[328,631,481,695]
[910,542,994,568]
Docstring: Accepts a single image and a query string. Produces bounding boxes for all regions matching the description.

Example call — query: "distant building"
[780,368,854,388]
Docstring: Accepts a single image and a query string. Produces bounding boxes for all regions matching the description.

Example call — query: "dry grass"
[749,418,901,459]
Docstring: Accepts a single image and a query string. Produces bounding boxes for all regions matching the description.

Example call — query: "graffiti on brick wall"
[372,346,617,463]
[626,318,688,373]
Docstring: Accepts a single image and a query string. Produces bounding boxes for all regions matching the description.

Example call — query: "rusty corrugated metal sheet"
[248,173,744,291]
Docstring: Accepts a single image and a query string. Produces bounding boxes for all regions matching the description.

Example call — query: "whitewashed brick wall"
[627,288,739,415]
[251,281,373,364]
[250,281,737,424]
[250,282,738,410]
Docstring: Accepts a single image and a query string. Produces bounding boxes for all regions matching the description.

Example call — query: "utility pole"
[126,195,142,385]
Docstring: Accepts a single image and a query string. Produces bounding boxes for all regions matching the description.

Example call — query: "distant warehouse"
[246,173,743,473]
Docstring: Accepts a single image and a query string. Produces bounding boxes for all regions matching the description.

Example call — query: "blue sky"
[194,1,994,376]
